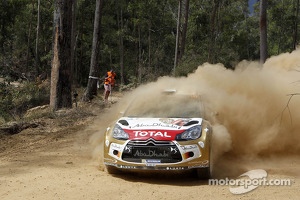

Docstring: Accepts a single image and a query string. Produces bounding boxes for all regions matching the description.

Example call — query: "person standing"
[103,69,116,103]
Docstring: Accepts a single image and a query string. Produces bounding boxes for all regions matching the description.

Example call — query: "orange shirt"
[104,71,116,86]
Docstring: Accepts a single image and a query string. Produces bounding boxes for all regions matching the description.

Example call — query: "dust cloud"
[90,49,300,177]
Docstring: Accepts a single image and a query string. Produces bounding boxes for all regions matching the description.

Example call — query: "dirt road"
[0,103,299,200]
[2,48,300,200]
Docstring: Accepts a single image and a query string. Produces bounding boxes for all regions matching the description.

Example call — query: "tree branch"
[279,93,300,125]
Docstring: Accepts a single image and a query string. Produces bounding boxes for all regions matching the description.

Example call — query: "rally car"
[103,90,212,179]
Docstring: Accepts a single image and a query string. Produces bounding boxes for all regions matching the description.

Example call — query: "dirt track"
[0,100,299,200]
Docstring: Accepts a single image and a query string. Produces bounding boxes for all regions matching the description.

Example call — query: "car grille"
[122,138,182,163]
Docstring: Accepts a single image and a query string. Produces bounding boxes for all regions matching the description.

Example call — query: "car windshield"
[124,93,204,118]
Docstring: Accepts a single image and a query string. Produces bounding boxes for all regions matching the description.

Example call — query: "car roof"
[124,89,204,118]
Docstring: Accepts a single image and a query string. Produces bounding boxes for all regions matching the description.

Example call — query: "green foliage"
[0,82,50,122]
[0,83,14,122]
[0,0,54,78]
[268,0,298,54]
[118,75,139,91]
[1,0,300,85]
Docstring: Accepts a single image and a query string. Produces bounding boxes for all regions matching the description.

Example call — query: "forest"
[0,0,299,122]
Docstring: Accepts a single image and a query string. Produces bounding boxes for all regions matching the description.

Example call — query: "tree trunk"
[260,0,268,63]
[179,0,189,61]
[293,0,299,50]
[26,0,34,71]
[50,0,74,111]
[35,0,40,75]
[138,25,142,83]
[208,0,219,64]
[117,7,124,85]
[71,0,77,86]
[82,0,104,101]
[148,22,151,70]
[173,0,181,76]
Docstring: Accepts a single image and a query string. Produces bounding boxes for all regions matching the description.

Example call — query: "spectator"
[103,69,116,103]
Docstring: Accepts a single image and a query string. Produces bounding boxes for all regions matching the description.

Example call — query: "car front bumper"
[104,138,210,171]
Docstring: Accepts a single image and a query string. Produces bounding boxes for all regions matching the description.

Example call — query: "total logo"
[133,131,171,138]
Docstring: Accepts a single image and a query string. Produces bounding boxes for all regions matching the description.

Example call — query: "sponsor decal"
[133,130,171,138]
[187,160,209,168]
[134,149,169,158]
[110,143,122,150]
[159,118,192,126]
[119,165,137,169]
[166,167,185,170]
[126,129,183,140]
[188,164,209,169]
[159,118,176,124]
[132,122,179,129]
[142,159,161,167]
[145,163,156,167]
[172,119,192,126]
[142,159,161,163]
[180,144,198,150]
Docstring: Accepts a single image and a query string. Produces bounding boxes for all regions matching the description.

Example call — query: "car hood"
[116,117,203,140]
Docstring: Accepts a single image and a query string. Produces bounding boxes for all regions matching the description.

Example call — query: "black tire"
[196,167,211,179]
[105,165,120,174]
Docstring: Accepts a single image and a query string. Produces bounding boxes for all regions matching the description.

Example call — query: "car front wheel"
[196,167,211,179]
[105,165,120,174]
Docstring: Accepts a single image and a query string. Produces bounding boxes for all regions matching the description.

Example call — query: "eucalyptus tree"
[173,0,181,75]
[294,0,300,49]
[180,0,190,61]
[174,0,190,75]
[83,0,104,101]
[35,0,41,75]
[50,0,74,110]
[115,0,126,85]
[75,0,96,86]
[260,0,268,63]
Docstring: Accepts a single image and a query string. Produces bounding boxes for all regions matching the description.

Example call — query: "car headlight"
[112,124,129,140]
[176,125,202,141]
